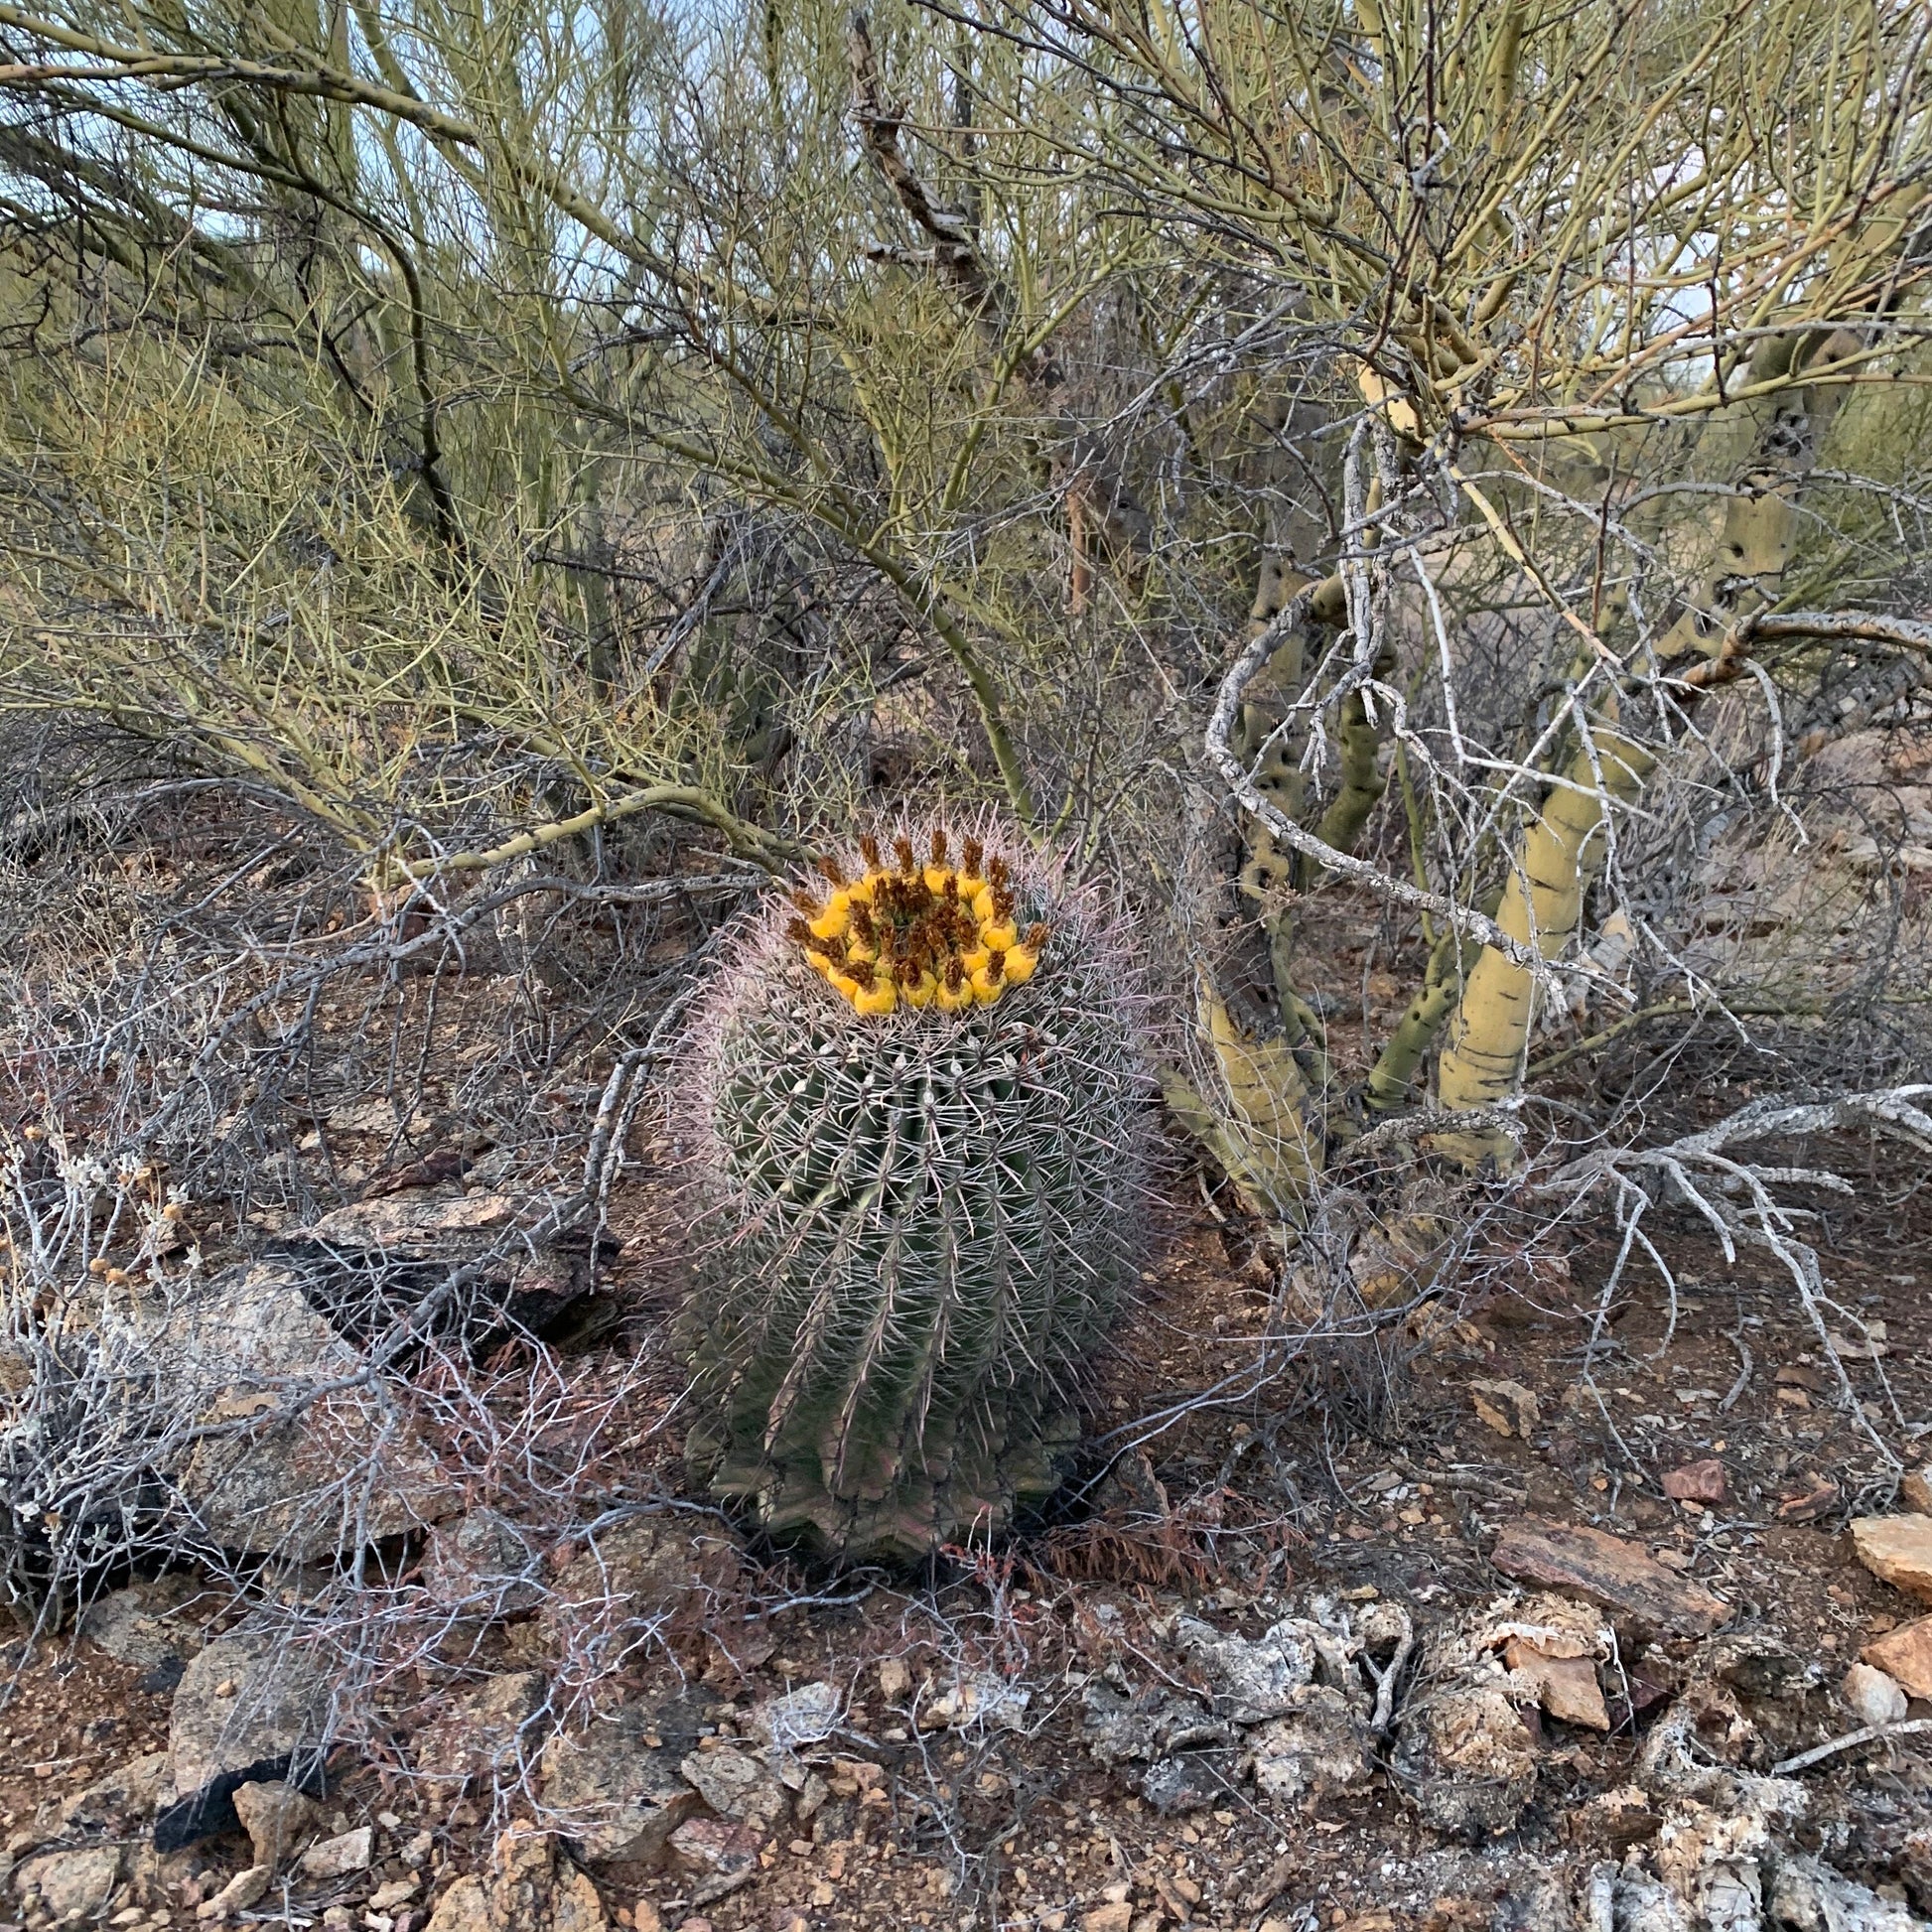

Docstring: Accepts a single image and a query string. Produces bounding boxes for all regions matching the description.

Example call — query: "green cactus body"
[677,825,1148,1563]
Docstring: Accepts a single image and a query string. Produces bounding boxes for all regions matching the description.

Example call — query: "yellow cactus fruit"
[808,892,852,940]
[902,971,938,1008]
[969,953,1006,1003]
[853,977,897,1017]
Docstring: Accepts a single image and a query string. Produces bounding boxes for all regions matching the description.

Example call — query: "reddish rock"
[1661,1458,1726,1505]
[1777,1480,1841,1523]
[666,1819,761,1907]
[1489,1518,1729,1637]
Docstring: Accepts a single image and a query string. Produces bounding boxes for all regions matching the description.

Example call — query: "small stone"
[1661,1458,1726,1505]
[541,1693,710,1864]
[370,1877,421,1911]
[876,1657,911,1703]
[1901,1471,1932,1514]
[421,1879,489,1932]
[1862,1614,1932,1699]
[633,1905,664,1932]
[666,1818,760,1906]
[196,1863,271,1921]
[231,1779,320,1872]
[1852,1516,1932,1602]
[1083,1907,1134,1932]
[1469,1380,1539,1439]
[768,1912,809,1932]
[1502,1640,1609,1730]
[1778,1480,1841,1523]
[1842,1662,1909,1727]
[299,1827,376,1881]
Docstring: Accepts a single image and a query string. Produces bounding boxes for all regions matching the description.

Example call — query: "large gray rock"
[60,1750,173,1837]
[156,1629,331,1849]
[538,1516,742,1651]
[422,1510,542,1616]
[157,1261,459,1560]
[413,1672,549,1787]
[540,1692,717,1865]
[275,1188,607,1342]
[77,1574,210,1670]
[12,1845,123,1918]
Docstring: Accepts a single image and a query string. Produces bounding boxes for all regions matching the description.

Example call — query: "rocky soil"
[1,1150,1929,1932]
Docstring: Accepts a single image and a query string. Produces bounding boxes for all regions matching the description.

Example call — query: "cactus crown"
[784,828,1046,1017]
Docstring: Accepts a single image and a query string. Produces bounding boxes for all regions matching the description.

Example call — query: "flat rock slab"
[1862,1614,1932,1699]
[1852,1515,1932,1602]
[1490,1518,1729,1636]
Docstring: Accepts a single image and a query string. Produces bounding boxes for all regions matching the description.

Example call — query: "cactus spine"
[677,823,1148,1563]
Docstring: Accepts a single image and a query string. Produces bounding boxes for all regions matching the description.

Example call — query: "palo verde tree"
[2,0,1932,1283]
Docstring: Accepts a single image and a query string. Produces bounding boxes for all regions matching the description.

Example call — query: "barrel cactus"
[675,823,1149,1563]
